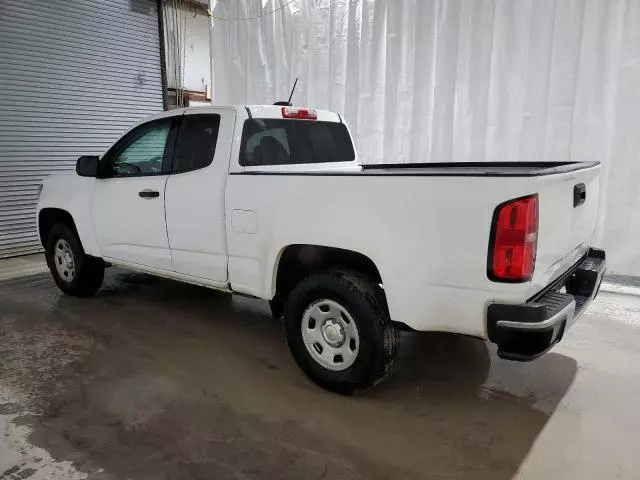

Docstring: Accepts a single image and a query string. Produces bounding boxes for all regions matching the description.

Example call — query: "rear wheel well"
[39,209,79,248]
[271,245,384,318]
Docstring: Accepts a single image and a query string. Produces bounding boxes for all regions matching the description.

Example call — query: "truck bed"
[229,159,600,336]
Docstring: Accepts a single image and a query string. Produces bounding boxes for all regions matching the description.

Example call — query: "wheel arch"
[38,208,79,248]
[269,244,385,318]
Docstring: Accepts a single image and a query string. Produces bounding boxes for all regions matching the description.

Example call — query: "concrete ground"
[0,254,47,282]
[0,269,639,480]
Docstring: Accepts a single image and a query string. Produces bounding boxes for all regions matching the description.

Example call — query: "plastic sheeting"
[212,0,640,275]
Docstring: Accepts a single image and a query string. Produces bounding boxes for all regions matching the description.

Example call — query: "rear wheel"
[284,270,399,394]
[45,223,104,297]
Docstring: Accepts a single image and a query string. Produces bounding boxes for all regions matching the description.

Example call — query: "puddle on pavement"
[0,387,89,480]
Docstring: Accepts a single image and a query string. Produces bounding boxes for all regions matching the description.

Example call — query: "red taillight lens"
[281,106,317,120]
[488,195,538,282]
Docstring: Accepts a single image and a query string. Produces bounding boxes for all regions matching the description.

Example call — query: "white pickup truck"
[37,105,606,394]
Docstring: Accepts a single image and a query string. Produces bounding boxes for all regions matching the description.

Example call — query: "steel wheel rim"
[301,299,360,371]
[53,238,75,282]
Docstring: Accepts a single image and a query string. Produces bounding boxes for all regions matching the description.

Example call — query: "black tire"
[284,270,399,394]
[45,223,104,297]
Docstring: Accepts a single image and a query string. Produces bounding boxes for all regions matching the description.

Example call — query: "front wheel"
[45,223,104,297]
[284,270,399,394]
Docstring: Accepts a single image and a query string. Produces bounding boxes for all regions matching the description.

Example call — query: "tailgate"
[529,164,600,296]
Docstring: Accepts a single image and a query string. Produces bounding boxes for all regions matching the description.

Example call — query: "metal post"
[208,0,217,104]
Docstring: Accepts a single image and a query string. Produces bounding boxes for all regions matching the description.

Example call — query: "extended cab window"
[240,119,355,166]
[173,114,220,173]
[102,119,173,178]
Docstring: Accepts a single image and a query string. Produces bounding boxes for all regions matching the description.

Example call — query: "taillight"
[488,194,538,282]
[281,106,317,120]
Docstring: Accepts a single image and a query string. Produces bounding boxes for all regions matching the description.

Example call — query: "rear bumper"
[487,248,606,361]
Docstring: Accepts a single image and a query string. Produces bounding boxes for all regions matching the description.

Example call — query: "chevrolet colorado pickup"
[36,105,606,393]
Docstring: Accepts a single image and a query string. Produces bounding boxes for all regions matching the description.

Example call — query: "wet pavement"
[0,270,639,480]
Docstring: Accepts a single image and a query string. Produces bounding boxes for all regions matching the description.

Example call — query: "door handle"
[139,189,159,199]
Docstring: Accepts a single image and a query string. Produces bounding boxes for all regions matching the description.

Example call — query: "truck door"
[91,117,178,270]
[164,109,235,283]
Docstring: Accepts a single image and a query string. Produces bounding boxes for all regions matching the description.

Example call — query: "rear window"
[239,119,355,166]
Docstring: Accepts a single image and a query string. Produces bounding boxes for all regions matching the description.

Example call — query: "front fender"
[37,173,101,257]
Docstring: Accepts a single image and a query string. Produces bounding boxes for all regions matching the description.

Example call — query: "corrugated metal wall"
[0,0,165,258]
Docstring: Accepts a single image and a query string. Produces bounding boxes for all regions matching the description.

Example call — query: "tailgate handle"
[574,183,586,207]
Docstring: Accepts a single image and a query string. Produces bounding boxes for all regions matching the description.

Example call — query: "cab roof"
[138,105,343,124]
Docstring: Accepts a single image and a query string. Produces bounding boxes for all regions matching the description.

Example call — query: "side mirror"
[76,155,99,177]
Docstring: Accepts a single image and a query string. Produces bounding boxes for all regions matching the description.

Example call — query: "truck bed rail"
[360,161,600,177]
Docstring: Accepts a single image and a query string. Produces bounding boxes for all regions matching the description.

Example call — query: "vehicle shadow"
[6,270,578,480]
[366,332,578,478]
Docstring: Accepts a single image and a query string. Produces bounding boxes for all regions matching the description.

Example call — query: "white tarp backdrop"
[212,0,640,275]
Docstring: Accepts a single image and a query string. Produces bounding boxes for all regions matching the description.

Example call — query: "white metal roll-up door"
[0,0,165,258]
